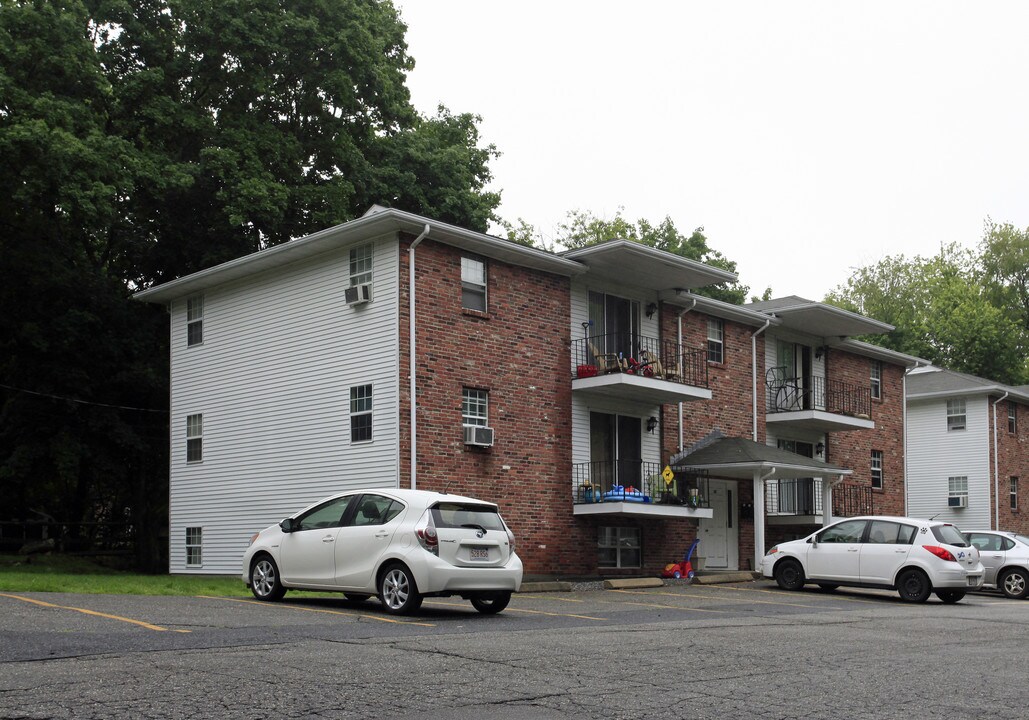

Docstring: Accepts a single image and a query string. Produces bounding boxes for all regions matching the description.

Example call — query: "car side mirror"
[809,537,818,547]
[279,518,296,533]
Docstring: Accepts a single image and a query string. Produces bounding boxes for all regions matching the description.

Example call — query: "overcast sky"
[393,2,1029,301]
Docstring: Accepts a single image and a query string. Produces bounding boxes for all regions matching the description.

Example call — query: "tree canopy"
[503,208,752,304]
[0,0,500,564]
[825,234,1029,385]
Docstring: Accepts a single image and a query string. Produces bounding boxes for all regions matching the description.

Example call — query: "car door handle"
[848,548,859,552]
[322,536,335,543]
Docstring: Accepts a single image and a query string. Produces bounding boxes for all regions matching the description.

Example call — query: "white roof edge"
[907,386,1029,403]
[759,300,895,334]
[665,291,782,327]
[135,207,586,303]
[563,240,739,284]
[835,339,929,367]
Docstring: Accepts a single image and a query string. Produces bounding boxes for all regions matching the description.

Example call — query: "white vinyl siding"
[906,396,991,527]
[167,235,401,573]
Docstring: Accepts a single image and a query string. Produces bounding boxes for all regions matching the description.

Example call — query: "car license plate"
[967,575,980,587]
[469,547,489,560]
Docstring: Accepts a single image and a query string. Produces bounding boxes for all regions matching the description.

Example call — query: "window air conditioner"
[948,495,967,508]
[463,425,495,447]
[345,284,372,305]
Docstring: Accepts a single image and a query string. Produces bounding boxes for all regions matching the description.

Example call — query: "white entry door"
[698,480,738,570]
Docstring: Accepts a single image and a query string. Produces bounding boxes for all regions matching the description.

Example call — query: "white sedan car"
[964,530,1029,599]
[243,488,522,615]
[761,516,984,603]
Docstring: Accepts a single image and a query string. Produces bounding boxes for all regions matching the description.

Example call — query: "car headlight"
[765,546,779,556]
[248,532,260,547]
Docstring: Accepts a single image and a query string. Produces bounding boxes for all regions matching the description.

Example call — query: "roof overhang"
[562,240,738,293]
[135,207,586,304]
[670,435,853,481]
[665,291,782,328]
[750,301,894,338]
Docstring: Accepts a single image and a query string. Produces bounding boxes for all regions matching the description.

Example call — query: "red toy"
[661,539,699,579]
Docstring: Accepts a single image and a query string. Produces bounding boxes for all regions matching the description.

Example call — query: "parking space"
[4,578,1022,657]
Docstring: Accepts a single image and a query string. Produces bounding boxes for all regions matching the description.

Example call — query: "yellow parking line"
[515,594,586,604]
[0,593,190,633]
[610,588,835,610]
[687,584,893,606]
[199,596,436,627]
[424,598,606,621]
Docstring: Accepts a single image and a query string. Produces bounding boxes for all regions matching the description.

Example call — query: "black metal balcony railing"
[765,367,872,419]
[764,479,874,518]
[573,460,710,508]
[572,333,709,389]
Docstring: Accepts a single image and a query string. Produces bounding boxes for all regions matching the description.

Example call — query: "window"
[462,388,488,426]
[350,384,373,442]
[352,495,403,527]
[1012,477,1019,511]
[598,526,641,568]
[349,243,373,286]
[866,520,917,545]
[816,519,866,543]
[706,318,724,364]
[461,256,487,312]
[185,527,202,566]
[296,496,355,531]
[948,476,968,504]
[186,295,204,346]
[186,414,203,463]
[946,399,966,431]
[870,361,882,400]
[1009,402,1018,434]
[870,450,883,490]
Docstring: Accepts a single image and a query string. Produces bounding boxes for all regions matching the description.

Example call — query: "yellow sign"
[662,465,675,486]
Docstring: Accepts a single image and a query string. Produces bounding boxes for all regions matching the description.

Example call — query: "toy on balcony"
[601,484,651,503]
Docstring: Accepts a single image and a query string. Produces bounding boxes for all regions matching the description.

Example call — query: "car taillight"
[922,545,957,562]
[415,510,439,556]
[505,523,516,553]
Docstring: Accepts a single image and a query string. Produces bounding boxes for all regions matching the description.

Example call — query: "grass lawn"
[0,554,246,596]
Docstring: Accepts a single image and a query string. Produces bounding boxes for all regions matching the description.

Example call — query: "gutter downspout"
[677,298,697,451]
[992,392,1009,530]
[751,320,772,442]
[408,224,431,490]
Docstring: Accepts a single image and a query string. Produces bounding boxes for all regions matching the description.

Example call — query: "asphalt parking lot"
[2,580,1027,719]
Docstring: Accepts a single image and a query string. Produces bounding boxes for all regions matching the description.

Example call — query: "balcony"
[572,460,714,519]
[572,334,711,405]
[765,367,874,432]
[764,478,875,525]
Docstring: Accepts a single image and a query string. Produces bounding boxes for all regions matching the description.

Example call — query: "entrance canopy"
[670,435,852,480]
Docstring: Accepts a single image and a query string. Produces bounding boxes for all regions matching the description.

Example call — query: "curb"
[518,581,572,593]
[692,571,761,585]
[603,577,665,589]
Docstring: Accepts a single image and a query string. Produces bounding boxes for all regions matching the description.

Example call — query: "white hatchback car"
[243,489,523,614]
[761,516,984,603]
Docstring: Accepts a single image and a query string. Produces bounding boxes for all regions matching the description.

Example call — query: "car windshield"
[431,502,506,531]
[932,524,970,546]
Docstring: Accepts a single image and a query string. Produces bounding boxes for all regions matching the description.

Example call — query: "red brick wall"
[396,236,582,576]
[825,351,906,517]
[993,398,1029,533]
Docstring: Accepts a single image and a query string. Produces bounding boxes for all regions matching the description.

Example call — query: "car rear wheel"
[469,591,512,615]
[999,568,1029,599]
[935,590,965,604]
[897,569,932,603]
[774,559,805,591]
[379,564,422,615]
[250,556,286,601]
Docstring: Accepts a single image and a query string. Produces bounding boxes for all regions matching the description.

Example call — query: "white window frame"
[870,449,883,490]
[598,526,641,568]
[946,399,966,431]
[350,384,373,443]
[1012,477,1019,511]
[349,243,373,286]
[870,361,882,400]
[948,476,968,504]
[462,388,488,427]
[186,414,203,463]
[461,256,487,312]
[706,318,724,364]
[185,527,202,567]
[186,295,204,347]
[1009,402,1017,434]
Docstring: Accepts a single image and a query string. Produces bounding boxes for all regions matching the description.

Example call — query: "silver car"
[964,530,1029,599]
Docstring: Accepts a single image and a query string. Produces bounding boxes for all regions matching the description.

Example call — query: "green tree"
[0,0,500,566]
[826,244,1027,384]
[980,221,1029,334]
